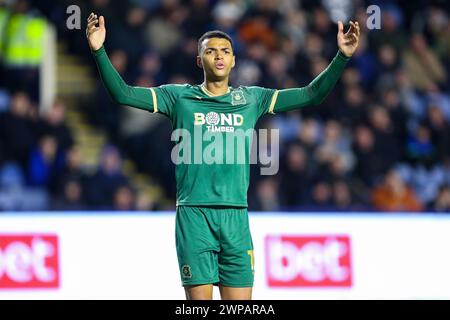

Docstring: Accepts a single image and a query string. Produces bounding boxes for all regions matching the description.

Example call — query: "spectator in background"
[50,177,86,211]
[320,153,352,182]
[136,192,157,211]
[143,0,185,55]
[352,125,383,186]
[183,0,212,38]
[332,180,354,211]
[337,84,366,129]
[404,33,448,91]
[28,135,63,187]
[368,5,407,53]
[405,124,436,166]
[113,184,136,211]
[0,92,37,169]
[304,180,334,210]
[311,7,335,59]
[294,117,320,162]
[211,0,244,51]
[279,142,311,207]
[39,100,74,153]
[278,9,307,54]
[109,7,147,63]
[85,145,129,208]
[315,120,354,173]
[425,6,450,64]
[51,145,87,196]
[163,38,201,84]
[349,34,377,90]
[381,87,409,142]
[239,1,279,52]
[263,51,293,89]
[428,185,450,213]
[372,170,423,212]
[1,0,44,101]
[425,105,450,161]
[368,105,401,172]
[375,44,399,89]
[249,177,280,212]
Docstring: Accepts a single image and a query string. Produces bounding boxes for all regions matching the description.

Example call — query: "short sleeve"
[150,84,188,119]
[248,86,279,118]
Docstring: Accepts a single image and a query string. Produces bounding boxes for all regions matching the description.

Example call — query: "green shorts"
[175,205,254,287]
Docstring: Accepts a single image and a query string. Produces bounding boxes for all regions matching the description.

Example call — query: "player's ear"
[231,55,235,69]
[196,56,203,69]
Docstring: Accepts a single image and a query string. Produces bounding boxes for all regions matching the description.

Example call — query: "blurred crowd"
[1,0,450,212]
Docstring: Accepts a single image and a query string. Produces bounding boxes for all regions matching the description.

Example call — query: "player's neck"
[202,79,230,96]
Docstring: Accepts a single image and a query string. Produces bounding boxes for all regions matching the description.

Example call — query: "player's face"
[197,38,235,80]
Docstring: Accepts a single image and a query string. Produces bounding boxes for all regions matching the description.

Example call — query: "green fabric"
[92,46,153,110]
[176,205,254,287]
[153,83,275,207]
[92,47,349,207]
[273,50,349,113]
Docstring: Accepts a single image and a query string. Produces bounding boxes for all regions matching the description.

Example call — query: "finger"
[344,34,358,46]
[88,13,96,23]
[87,23,99,35]
[345,21,355,36]
[88,26,100,36]
[99,16,105,29]
[87,19,98,29]
[87,17,97,26]
[346,32,358,42]
[338,20,344,34]
[355,22,361,37]
[343,30,355,40]
[87,25,97,34]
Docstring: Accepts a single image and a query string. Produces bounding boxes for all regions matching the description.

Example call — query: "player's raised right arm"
[86,13,153,111]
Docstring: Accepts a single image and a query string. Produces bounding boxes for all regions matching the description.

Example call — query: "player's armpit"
[271,50,350,114]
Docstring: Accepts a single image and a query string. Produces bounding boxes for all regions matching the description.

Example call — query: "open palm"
[337,21,360,58]
[86,13,106,51]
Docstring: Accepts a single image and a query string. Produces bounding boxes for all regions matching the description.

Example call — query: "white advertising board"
[0,213,449,299]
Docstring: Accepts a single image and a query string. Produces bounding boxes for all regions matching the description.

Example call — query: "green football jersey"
[149,84,277,207]
[93,46,349,207]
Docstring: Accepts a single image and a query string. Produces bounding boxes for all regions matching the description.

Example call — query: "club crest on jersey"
[194,112,244,132]
[182,265,192,279]
[231,90,246,105]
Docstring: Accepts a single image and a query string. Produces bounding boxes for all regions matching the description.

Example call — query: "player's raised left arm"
[269,21,360,114]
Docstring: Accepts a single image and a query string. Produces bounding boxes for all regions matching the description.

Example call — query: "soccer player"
[86,12,360,300]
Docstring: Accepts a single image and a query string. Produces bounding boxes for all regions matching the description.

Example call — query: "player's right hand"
[86,12,106,51]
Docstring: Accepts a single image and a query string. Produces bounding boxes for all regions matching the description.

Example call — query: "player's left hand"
[337,20,360,58]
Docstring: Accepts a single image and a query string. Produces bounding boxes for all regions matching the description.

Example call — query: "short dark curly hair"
[198,30,234,54]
